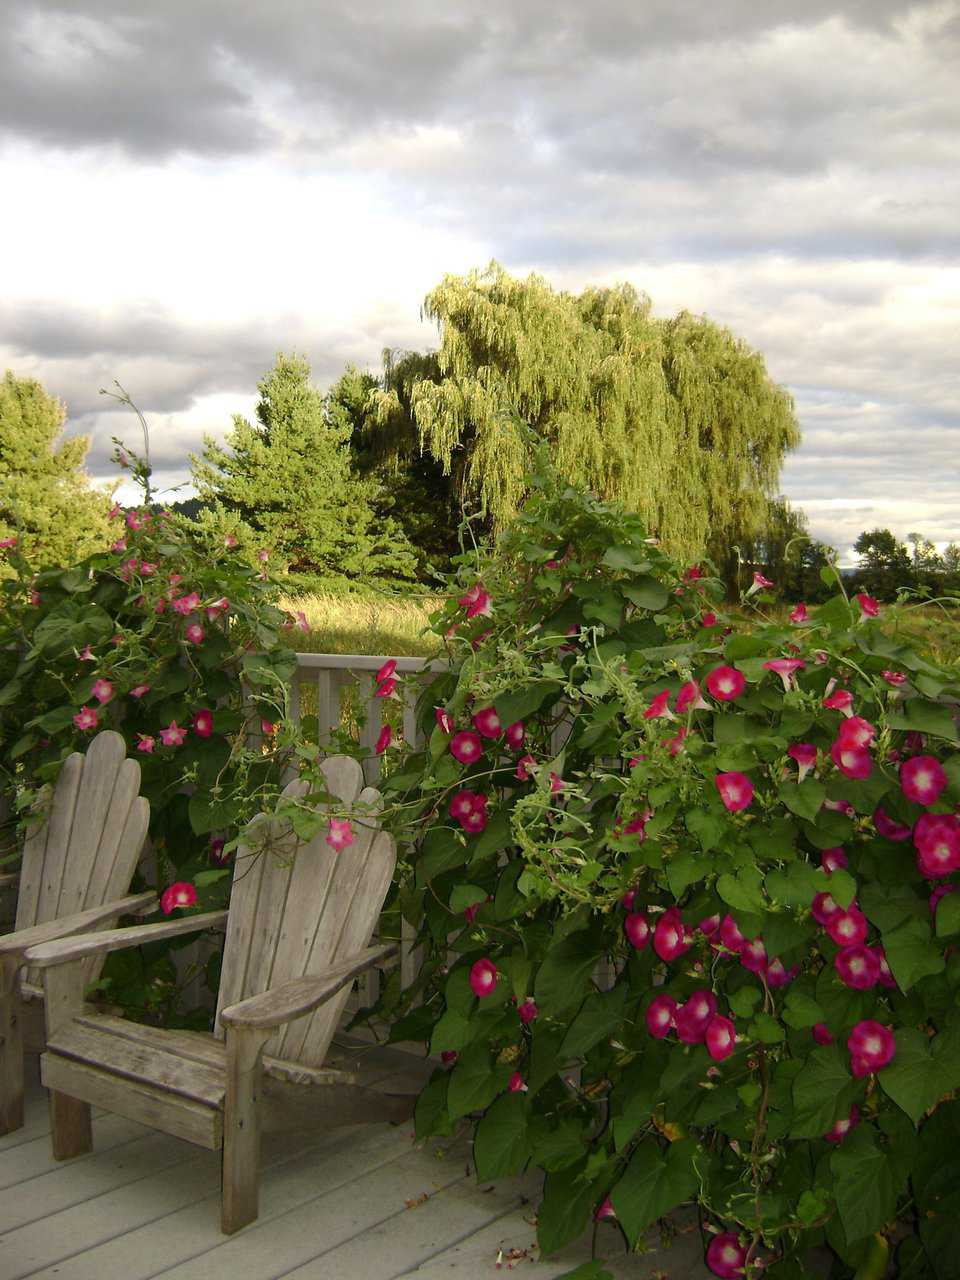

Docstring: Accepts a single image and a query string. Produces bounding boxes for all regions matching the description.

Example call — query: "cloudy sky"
[2,0,958,563]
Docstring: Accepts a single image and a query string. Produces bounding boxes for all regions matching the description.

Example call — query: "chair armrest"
[220,943,398,1031]
[23,909,229,968]
[0,890,159,958]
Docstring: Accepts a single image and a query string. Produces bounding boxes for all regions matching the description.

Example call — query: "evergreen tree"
[190,353,417,581]
[363,262,800,563]
[0,370,112,574]
[735,497,835,601]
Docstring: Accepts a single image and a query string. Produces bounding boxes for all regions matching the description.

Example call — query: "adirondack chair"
[0,731,153,1134]
[25,756,417,1235]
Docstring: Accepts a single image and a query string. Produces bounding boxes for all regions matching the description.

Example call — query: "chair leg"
[49,1087,92,1160]
[0,969,24,1135]
[221,1026,270,1234]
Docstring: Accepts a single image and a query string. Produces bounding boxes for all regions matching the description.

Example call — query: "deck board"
[1,1052,713,1280]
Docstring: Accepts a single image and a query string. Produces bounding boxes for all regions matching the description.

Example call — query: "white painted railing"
[289,653,448,1005]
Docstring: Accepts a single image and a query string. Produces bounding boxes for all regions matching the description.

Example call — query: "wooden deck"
[1,1049,712,1280]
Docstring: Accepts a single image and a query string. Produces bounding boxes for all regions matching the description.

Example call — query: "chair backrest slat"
[16,732,150,988]
[216,756,395,1068]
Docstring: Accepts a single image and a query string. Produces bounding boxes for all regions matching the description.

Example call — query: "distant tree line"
[4,263,954,605]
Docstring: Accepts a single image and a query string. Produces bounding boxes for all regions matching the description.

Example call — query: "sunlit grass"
[278,590,444,657]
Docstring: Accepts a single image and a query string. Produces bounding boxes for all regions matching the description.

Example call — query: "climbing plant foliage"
[369,453,960,1279]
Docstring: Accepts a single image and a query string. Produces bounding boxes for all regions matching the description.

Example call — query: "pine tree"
[0,370,112,574]
[190,353,417,581]
[363,262,800,563]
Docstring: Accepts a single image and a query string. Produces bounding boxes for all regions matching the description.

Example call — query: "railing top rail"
[292,652,449,674]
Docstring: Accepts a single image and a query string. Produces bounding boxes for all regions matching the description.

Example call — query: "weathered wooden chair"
[0,731,153,1134]
[25,756,416,1235]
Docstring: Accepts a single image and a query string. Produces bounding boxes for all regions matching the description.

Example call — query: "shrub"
[0,470,298,1023]
[373,455,960,1278]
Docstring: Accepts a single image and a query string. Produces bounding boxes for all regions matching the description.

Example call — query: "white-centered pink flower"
[675,990,718,1044]
[223,533,239,548]
[643,689,675,720]
[739,937,767,974]
[838,715,875,749]
[763,657,805,691]
[472,706,502,738]
[160,881,197,914]
[900,755,947,806]
[676,680,709,714]
[624,913,651,949]
[449,789,488,833]
[73,705,98,731]
[172,591,201,615]
[515,753,536,780]
[654,908,692,962]
[831,738,872,780]
[821,847,848,873]
[719,914,745,952]
[645,994,678,1039]
[848,1020,895,1075]
[458,583,493,619]
[753,571,774,588]
[705,1015,737,1062]
[508,1071,527,1093]
[823,687,854,714]
[128,683,151,699]
[505,720,525,750]
[184,623,205,645]
[91,678,114,704]
[882,669,906,687]
[450,731,483,764]
[701,611,719,627]
[824,1104,860,1145]
[826,906,868,947]
[914,813,960,878]
[706,665,746,701]
[789,602,808,624]
[325,818,354,852]
[811,892,841,924]
[469,957,498,997]
[706,1233,747,1279]
[192,709,213,739]
[593,1196,616,1222]
[136,734,154,754]
[715,771,754,812]
[159,721,187,747]
[835,944,880,990]
[435,707,453,735]
[375,676,397,699]
[787,742,816,780]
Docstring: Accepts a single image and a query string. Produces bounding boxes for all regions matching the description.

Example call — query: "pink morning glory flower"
[325,818,354,852]
[704,1015,737,1062]
[375,725,393,754]
[706,1232,747,1279]
[831,739,872,780]
[789,603,808,623]
[91,678,114,704]
[715,771,754,812]
[645,994,678,1039]
[375,658,397,684]
[763,658,805,691]
[788,742,817,781]
[643,688,675,721]
[184,623,205,645]
[458,583,493,619]
[900,755,947,806]
[160,881,197,915]
[676,680,708,714]
[847,1020,895,1074]
[505,720,525,750]
[706,666,746,701]
[624,913,651,950]
[472,706,502,738]
[192,709,213,739]
[856,593,880,618]
[882,669,906,687]
[469,957,498,997]
[159,721,187,747]
[824,1104,860,1145]
[73,706,98,731]
[136,734,154,754]
[838,716,876,749]
[450,731,483,764]
[518,998,538,1025]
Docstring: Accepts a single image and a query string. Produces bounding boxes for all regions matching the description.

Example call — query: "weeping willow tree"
[362,262,800,564]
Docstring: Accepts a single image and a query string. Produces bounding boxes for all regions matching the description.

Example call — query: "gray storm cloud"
[0,0,957,564]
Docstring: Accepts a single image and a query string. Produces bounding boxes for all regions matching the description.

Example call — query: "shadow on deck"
[0,1049,712,1280]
